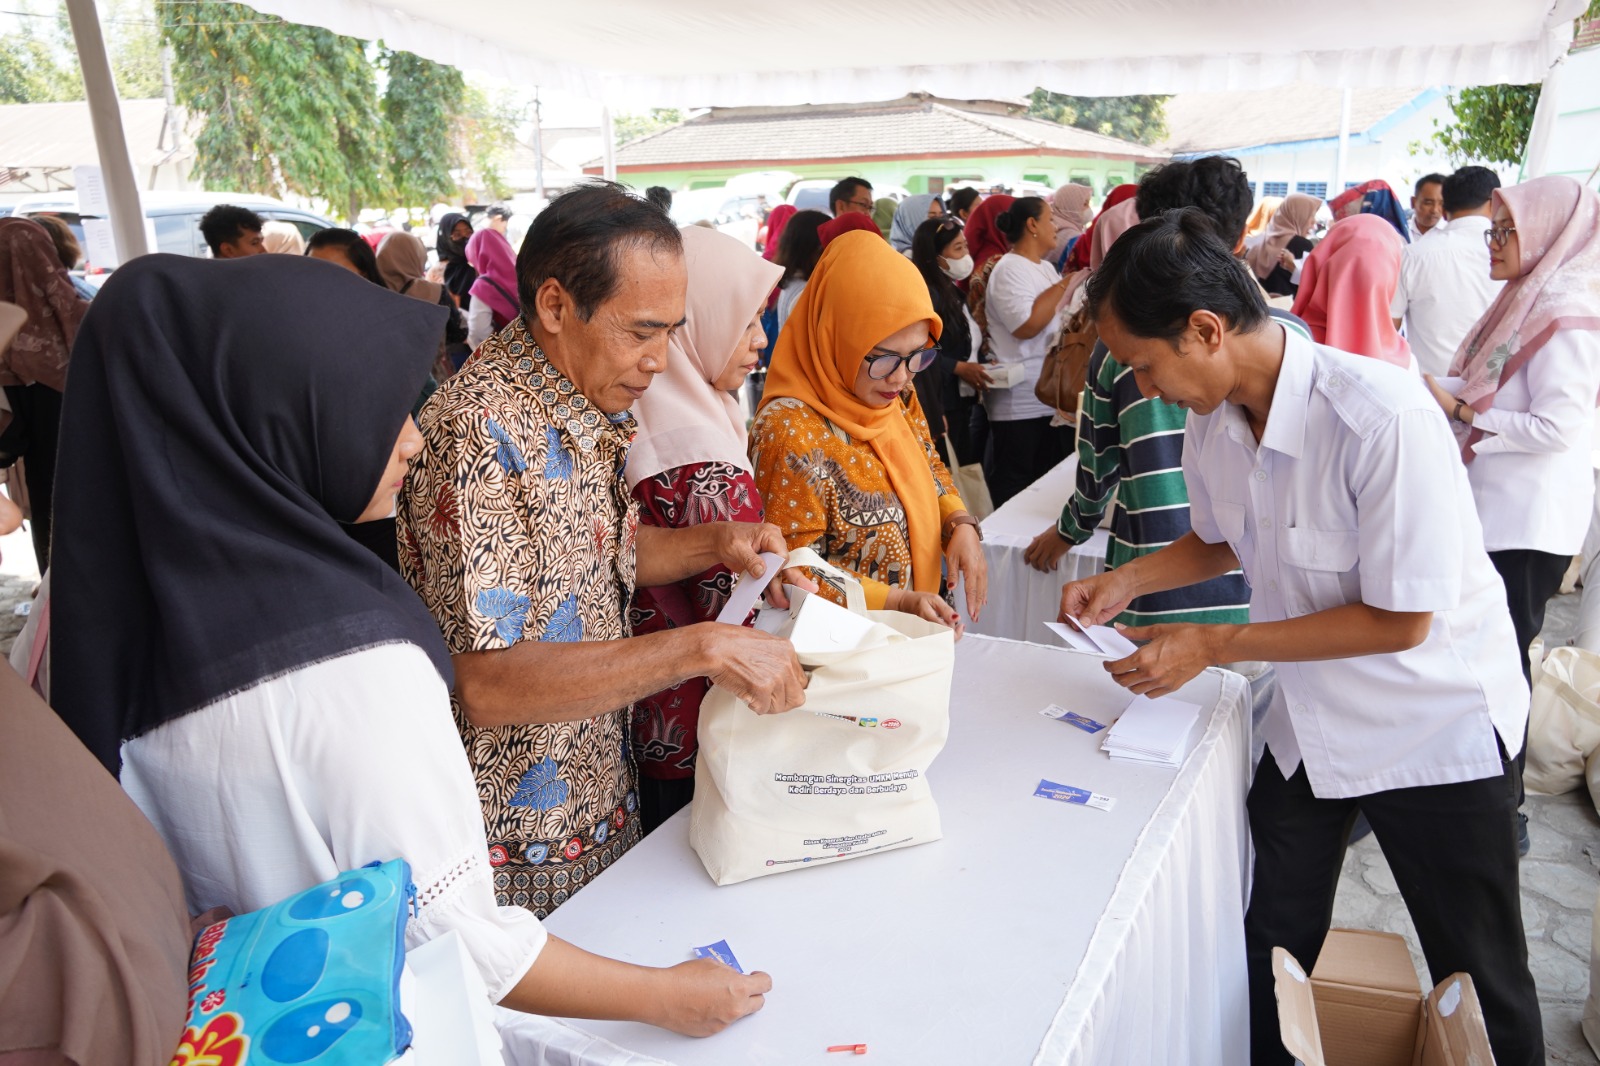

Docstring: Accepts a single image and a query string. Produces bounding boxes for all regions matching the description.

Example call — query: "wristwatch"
[943,513,982,544]
[1453,400,1469,424]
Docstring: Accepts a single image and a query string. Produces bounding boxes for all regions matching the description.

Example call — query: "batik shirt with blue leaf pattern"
[399,317,641,918]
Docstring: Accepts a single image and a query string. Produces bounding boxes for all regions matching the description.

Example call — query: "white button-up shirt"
[1391,215,1504,379]
[1183,327,1528,798]
[1468,329,1600,555]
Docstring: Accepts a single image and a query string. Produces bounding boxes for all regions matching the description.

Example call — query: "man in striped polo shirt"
[1026,156,1311,629]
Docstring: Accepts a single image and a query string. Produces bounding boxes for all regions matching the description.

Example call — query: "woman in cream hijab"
[626,225,786,831]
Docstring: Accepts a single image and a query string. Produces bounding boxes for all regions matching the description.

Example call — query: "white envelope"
[1045,616,1139,658]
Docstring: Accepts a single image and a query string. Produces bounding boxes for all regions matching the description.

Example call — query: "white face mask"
[941,254,974,281]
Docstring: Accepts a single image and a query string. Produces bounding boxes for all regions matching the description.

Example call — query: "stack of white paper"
[1101,694,1202,767]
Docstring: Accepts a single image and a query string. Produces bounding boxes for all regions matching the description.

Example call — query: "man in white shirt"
[1061,209,1542,1066]
[1392,167,1505,377]
[1407,172,1446,242]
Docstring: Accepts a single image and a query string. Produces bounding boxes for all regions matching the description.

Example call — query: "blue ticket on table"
[693,939,745,972]
[1039,704,1107,733]
[1034,779,1116,811]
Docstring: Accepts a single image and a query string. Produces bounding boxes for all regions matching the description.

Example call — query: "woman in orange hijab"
[751,230,987,627]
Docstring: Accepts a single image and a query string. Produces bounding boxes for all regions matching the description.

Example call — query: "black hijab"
[50,253,455,774]
[435,211,476,306]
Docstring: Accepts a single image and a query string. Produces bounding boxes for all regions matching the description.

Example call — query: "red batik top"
[627,461,765,781]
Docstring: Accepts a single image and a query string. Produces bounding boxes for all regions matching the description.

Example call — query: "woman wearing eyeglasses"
[751,230,987,629]
[983,196,1077,506]
[1423,176,1600,850]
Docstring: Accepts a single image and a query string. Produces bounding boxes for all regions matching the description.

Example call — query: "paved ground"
[5,517,1598,1060]
[1330,590,1600,1064]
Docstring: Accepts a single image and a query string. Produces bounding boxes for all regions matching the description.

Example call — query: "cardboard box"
[1273,928,1496,1066]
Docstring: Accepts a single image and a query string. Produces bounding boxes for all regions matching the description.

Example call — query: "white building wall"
[1224,93,1517,204]
[1540,47,1600,189]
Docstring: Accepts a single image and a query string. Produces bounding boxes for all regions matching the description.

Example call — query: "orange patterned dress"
[750,393,965,610]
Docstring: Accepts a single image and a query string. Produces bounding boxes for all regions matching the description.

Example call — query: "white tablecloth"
[971,457,1109,641]
[500,636,1251,1066]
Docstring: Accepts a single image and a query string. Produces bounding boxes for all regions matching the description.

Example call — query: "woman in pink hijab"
[1291,213,1411,367]
[1426,175,1600,733]
[1049,183,1093,267]
[464,228,519,349]
[1087,199,1139,272]
[1245,193,1322,297]
[626,225,785,832]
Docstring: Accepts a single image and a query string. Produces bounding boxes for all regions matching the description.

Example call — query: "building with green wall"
[584,94,1166,198]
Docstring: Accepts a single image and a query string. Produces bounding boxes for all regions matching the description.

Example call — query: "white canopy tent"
[68,0,1587,260]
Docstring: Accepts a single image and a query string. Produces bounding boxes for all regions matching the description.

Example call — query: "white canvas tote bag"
[689,548,956,886]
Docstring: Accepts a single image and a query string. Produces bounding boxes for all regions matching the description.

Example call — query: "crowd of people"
[0,152,1596,1066]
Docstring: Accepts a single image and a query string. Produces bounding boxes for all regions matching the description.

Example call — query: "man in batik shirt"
[401,184,807,917]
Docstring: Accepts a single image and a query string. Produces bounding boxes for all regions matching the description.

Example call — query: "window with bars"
[1296,182,1329,199]
[1262,181,1290,198]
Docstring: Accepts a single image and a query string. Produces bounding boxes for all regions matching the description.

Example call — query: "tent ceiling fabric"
[245,0,1587,106]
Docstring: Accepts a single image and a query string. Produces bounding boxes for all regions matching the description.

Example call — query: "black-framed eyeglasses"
[845,198,875,212]
[866,345,940,380]
[1484,224,1517,248]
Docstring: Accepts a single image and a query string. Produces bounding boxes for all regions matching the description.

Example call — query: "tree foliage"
[381,49,464,206]
[613,108,682,146]
[160,1,389,219]
[1431,85,1542,167]
[0,30,82,104]
[453,84,522,201]
[1027,90,1169,146]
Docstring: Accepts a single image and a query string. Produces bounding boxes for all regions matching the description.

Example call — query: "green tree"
[453,84,522,200]
[613,108,681,145]
[160,0,388,220]
[1428,1,1596,167]
[1431,85,1542,167]
[103,0,165,98]
[381,49,465,206]
[0,31,81,103]
[1027,90,1169,146]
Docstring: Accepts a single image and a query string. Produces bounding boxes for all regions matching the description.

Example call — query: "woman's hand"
[886,587,964,638]
[1278,248,1296,271]
[1102,622,1230,698]
[954,361,993,392]
[945,522,987,621]
[1024,526,1072,573]
[645,959,773,1037]
[1423,374,1471,425]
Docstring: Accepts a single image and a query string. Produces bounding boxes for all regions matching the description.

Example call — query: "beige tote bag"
[690,548,956,886]
[943,436,993,521]
[1525,643,1600,815]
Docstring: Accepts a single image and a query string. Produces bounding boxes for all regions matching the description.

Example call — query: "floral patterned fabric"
[628,460,764,781]
[749,395,963,610]
[398,317,641,918]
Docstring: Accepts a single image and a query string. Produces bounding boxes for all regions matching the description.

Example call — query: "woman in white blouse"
[1425,175,1600,852]
[47,253,769,1037]
[981,196,1075,505]
[1426,175,1600,677]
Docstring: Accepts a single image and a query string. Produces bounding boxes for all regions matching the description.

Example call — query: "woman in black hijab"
[47,253,770,1036]
[436,210,477,308]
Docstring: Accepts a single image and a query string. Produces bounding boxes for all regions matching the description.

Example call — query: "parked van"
[12,190,336,265]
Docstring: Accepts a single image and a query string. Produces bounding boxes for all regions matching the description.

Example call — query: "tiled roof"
[0,98,190,177]
[1157,84,1429,154]
[597,97,1166,170]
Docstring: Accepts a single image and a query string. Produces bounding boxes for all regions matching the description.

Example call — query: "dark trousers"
[638,775,694,835]
[1245,748,1543,1066]
[987,415,1071,507]
[1490,548,1571,808]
